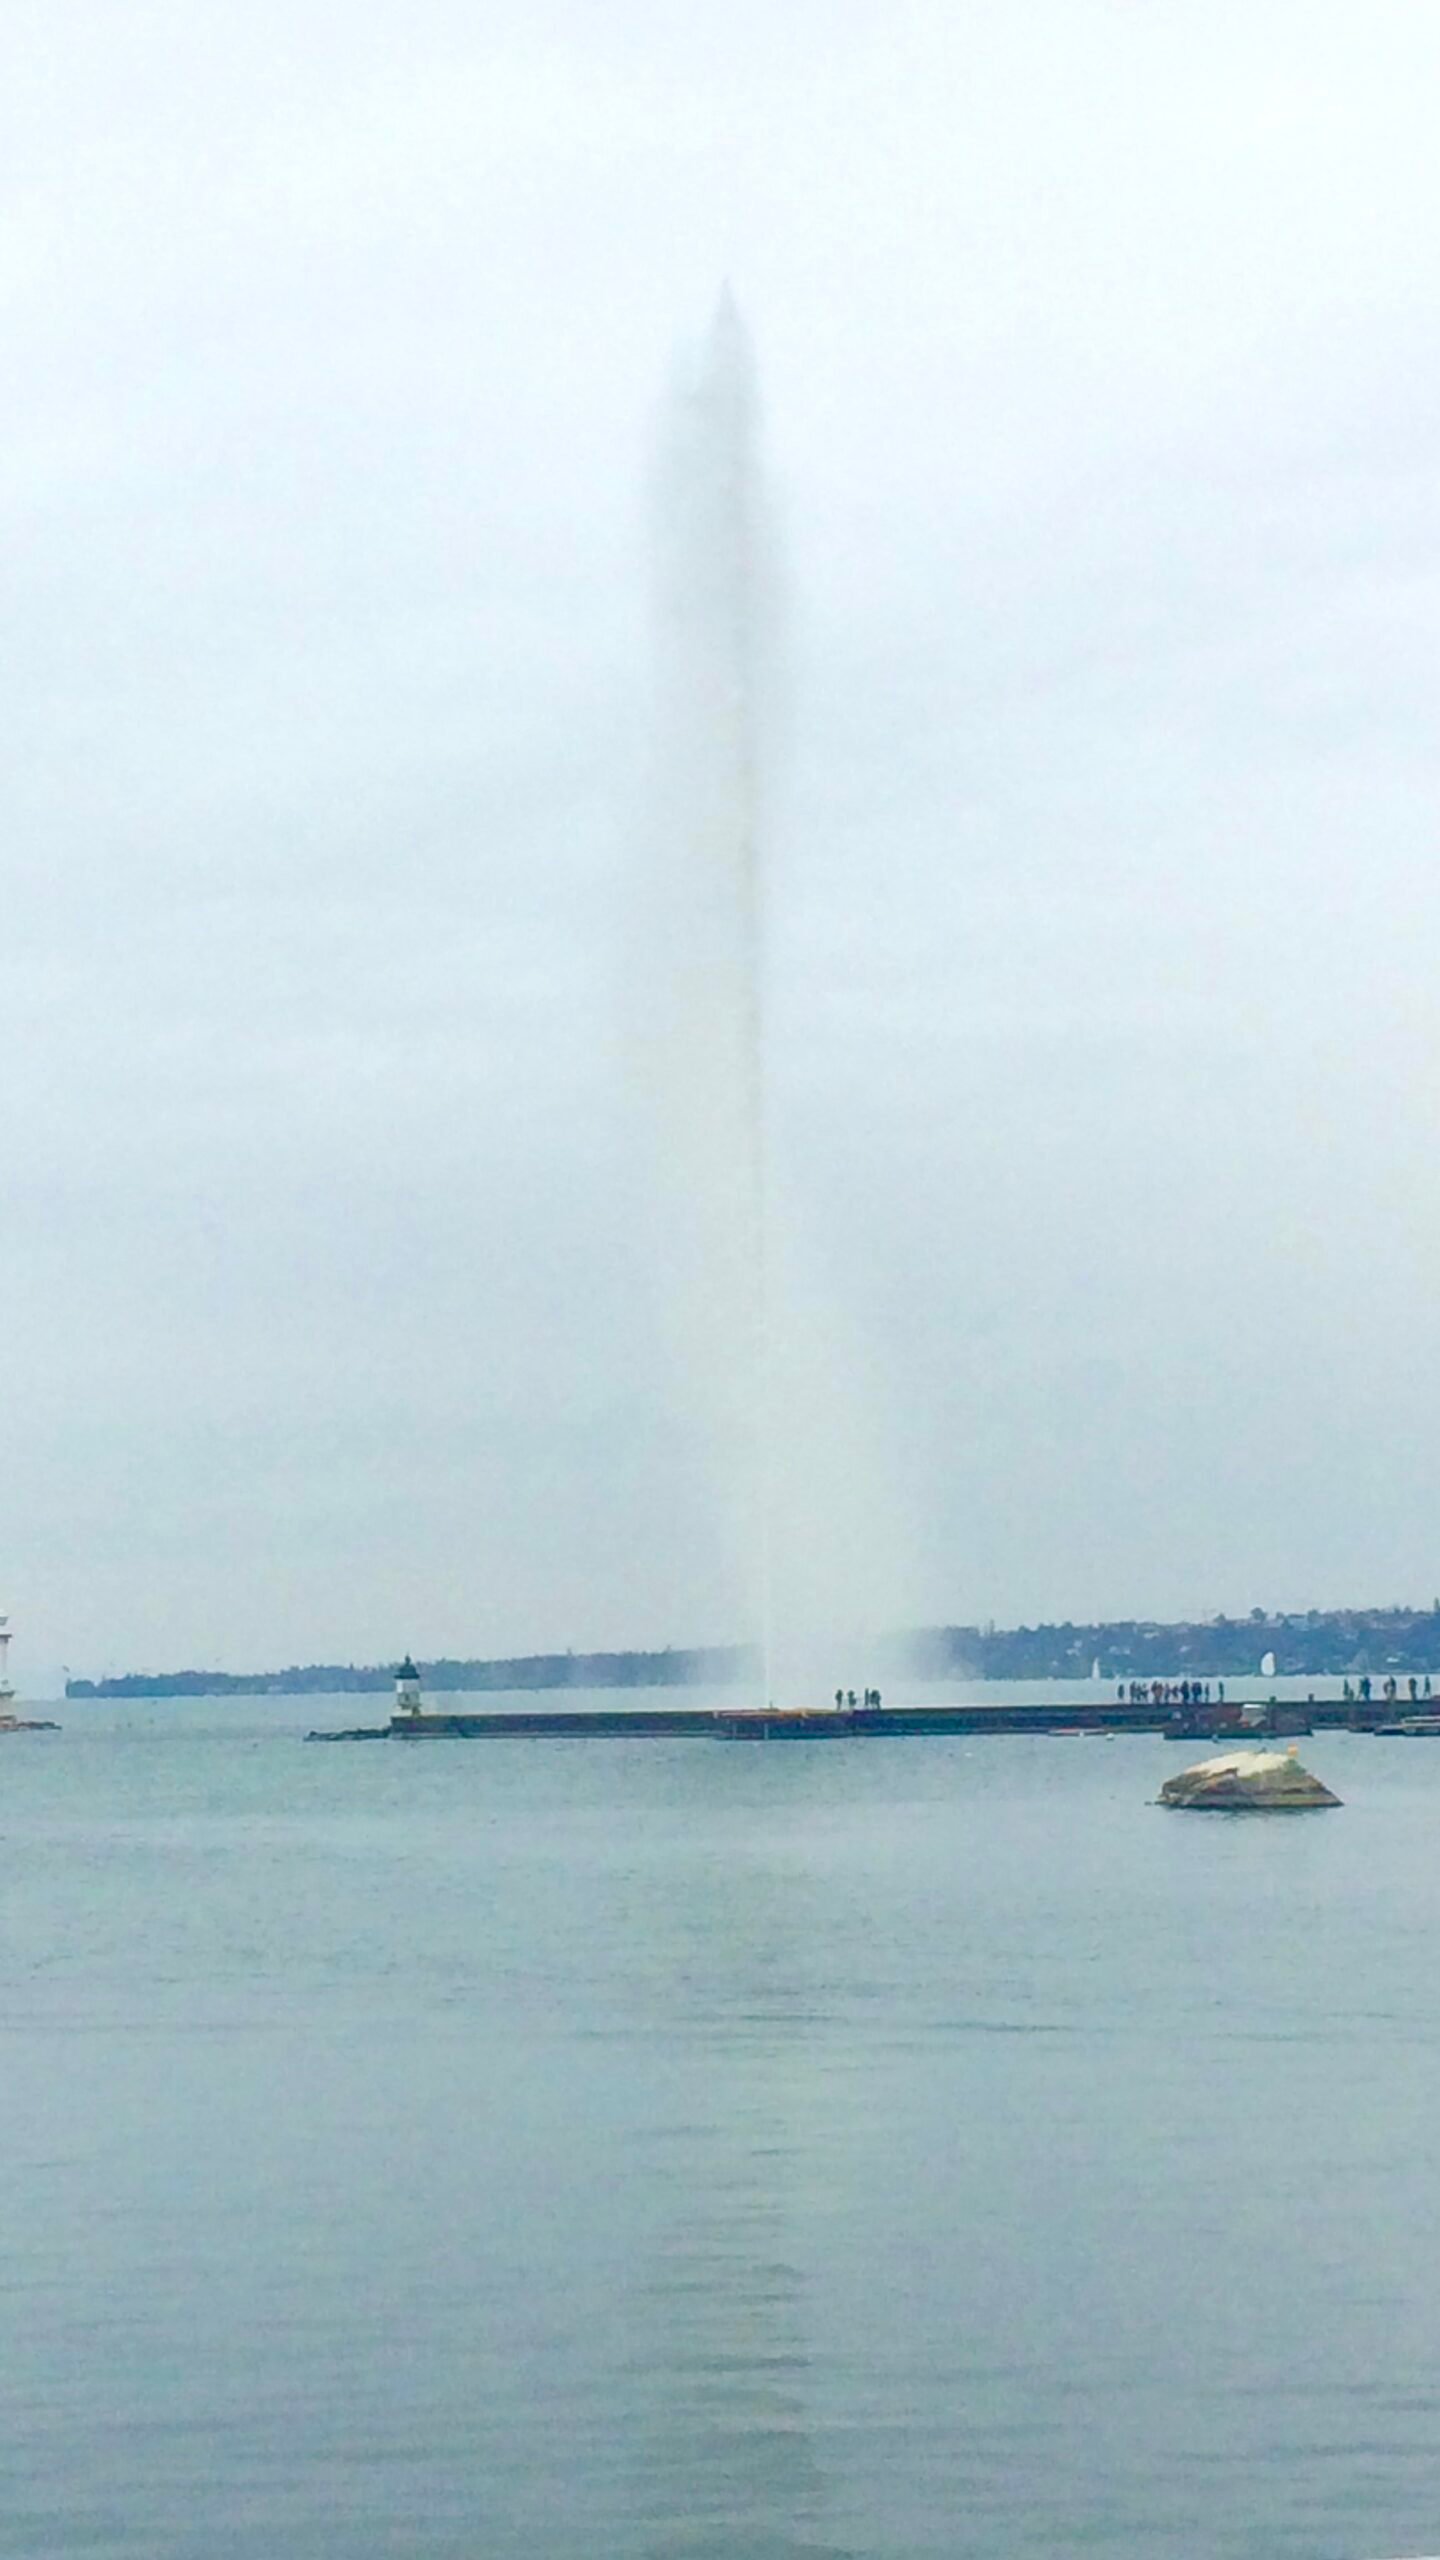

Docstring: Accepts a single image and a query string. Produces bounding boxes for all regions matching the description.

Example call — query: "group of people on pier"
[833,1688,883,1711]
[1117,1679,1223,1707]
[1114,1673,1439,1708]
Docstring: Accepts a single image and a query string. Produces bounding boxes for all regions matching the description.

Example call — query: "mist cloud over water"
[632,296,912,1699]
[632,293,775,1677]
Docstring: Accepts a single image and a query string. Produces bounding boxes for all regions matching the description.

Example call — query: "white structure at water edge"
[0,1615,13,1707]
[395,1655,423,1719]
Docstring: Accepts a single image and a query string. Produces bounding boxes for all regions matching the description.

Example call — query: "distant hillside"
[64,1603,1440,1697]
[908,1603,1440,1681]
[65,1646,752,1699]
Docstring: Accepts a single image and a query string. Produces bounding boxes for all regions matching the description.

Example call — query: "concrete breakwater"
[306,1697,1401,1743]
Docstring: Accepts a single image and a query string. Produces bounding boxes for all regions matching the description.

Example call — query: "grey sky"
[6,0,1440,1679]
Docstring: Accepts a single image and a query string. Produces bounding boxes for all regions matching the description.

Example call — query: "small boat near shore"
[714,1706,871,1740]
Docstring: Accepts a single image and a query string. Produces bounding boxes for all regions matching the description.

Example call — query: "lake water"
[4,1695,1439,2559]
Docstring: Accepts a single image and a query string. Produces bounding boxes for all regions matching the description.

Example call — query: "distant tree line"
[64,1604,1440,1698]
[65,1646,754,1699]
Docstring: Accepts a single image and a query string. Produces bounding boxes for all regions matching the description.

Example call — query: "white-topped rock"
[1159,1745,1341,1811]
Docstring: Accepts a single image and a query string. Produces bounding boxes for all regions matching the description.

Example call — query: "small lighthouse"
[0,1615,13,1707]
[394,1655,423,1719]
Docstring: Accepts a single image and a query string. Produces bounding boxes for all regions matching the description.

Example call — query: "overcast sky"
[5,0,1440,1681]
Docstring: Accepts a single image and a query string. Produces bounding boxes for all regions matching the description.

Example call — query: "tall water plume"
[635,290,779,1699]
[633,295,914,1701]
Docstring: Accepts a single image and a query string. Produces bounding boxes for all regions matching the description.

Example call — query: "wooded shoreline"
[66,1602,1440,1697]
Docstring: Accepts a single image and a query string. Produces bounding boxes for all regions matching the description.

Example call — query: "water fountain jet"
[637,290,779,1703]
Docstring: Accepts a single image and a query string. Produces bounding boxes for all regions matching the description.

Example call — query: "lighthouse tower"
[394,1655,423,1719]
[0,1616,14,1705]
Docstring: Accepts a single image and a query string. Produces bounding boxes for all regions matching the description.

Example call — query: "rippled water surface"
[3,1699,1438,2558]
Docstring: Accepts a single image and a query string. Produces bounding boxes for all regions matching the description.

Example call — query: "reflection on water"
[621,1846,849,2559]
[631,2183,838,2559]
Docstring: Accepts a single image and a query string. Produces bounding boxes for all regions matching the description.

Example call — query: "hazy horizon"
[7,2,1440,1686]
[48,1591,1440,1701]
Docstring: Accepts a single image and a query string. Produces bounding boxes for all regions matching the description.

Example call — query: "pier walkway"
[308,1697,1395,1742]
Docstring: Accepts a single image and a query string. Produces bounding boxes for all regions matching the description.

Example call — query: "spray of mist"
[633,293,916,1704]
[635,289,778,1699]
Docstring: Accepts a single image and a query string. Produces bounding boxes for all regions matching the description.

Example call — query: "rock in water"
[1159,1745,1341,1811]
